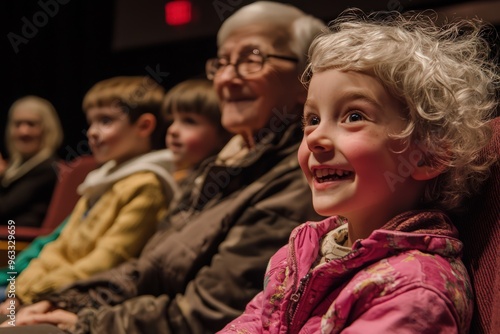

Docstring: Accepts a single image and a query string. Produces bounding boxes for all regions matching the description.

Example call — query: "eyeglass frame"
[206,49,299,80]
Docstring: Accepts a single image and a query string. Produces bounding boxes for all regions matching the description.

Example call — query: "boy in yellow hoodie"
[2,76,177,307]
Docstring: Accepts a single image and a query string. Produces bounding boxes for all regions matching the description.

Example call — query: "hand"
[17,300,54,317]
[0,300,54,327]
[0,298,19,327]
[30,309,78,331]
[0,297,21,315]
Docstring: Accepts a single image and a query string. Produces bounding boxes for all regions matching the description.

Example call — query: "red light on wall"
[165,0,192,26]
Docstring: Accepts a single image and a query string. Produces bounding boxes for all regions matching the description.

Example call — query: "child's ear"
[411,156,447,181]
[135,113,156,137]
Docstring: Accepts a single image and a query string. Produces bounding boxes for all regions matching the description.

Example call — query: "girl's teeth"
[314,169,352,182]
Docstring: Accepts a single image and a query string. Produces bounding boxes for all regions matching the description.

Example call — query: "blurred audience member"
[163,78,232,183]
[0,96,63,227]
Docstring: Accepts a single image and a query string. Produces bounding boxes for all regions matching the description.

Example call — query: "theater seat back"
[453,117,500,334]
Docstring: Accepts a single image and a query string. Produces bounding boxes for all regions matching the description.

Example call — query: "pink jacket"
[220,210,473,334]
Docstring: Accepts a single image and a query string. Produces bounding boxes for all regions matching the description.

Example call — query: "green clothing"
[0,217,69,282]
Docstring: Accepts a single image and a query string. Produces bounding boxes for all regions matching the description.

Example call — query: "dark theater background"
[3,0,499,160]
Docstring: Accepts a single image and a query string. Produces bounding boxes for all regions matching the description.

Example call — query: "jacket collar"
[175,122,303,212]
[291,210,462,278]
[215,121,303,169]
[354,210,462,258]
[78,149,178,205]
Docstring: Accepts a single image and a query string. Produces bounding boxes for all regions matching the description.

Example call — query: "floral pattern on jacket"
[220,210,473,334]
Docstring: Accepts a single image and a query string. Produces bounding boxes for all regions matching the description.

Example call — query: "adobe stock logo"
[212,0,246,21]
[7,0,71,54]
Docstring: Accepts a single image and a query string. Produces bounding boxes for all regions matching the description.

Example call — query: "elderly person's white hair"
[217,1,325,73]
[6,95,63,164]
[2,95,63,186]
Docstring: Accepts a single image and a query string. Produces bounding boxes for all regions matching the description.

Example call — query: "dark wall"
[2,0,217,161]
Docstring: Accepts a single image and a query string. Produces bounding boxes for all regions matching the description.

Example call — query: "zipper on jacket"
[287,272,311,326]
[286,233,299,324]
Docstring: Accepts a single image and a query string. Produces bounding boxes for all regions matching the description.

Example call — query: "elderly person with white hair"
[0,96,63,227]
[6,2,325,333]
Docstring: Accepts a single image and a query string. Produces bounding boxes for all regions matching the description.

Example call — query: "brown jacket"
[41,123,322,334]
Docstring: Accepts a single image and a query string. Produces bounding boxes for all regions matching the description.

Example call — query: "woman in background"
[0,96,63,227]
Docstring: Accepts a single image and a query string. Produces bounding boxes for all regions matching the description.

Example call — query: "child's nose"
[167,121,180,136]
[306,127,334,153]
[86,124,98,138]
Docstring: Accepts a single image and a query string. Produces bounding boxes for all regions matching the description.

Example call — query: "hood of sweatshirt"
[77,149,178,205]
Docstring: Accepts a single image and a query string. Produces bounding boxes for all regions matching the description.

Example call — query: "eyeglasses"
[206,49,299,80]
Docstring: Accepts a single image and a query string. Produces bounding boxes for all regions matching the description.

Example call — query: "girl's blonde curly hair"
[303,9,500,212]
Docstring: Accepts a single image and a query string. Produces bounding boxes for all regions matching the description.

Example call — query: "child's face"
[86,106,144,165]
[299,69,426,231]
[166,110,224,170]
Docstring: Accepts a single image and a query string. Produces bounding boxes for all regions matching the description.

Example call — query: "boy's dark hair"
[83,76,167,149]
